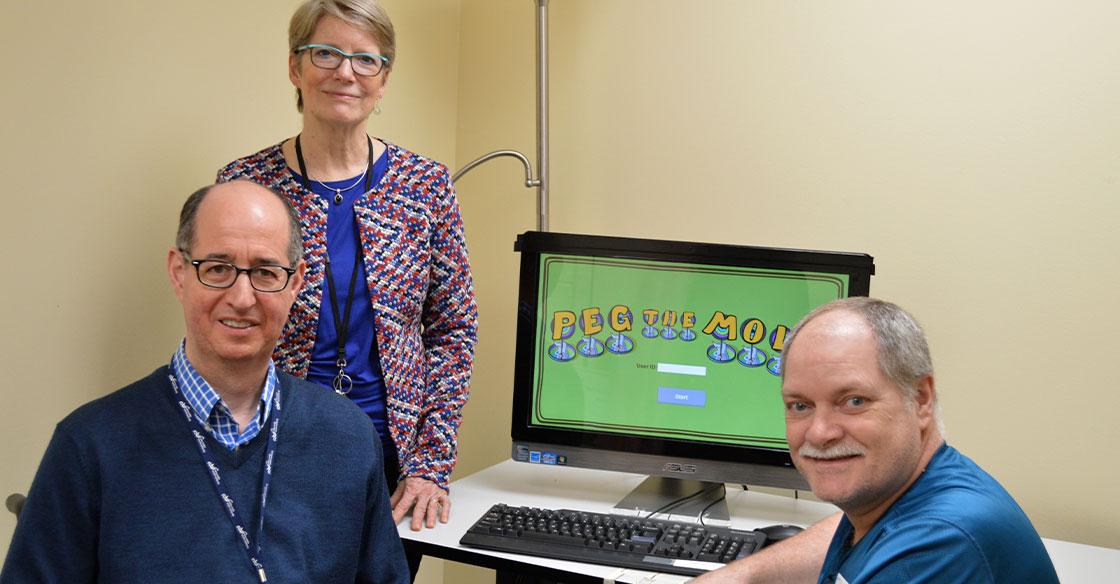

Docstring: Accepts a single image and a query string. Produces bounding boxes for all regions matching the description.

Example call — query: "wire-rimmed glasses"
[295,43,390,77]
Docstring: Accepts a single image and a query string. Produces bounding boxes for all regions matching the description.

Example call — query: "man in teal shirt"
[696,298,1057,583]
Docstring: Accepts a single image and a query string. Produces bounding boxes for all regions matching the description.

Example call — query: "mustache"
[798,442,867,460]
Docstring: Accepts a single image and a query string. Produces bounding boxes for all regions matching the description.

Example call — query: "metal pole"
[536,0,550,232]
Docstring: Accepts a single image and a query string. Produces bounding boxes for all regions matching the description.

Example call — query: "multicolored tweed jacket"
[217,141,478,489]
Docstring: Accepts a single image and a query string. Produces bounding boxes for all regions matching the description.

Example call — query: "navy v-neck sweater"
[1,367,409,583]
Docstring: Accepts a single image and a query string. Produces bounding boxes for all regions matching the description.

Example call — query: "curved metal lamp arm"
[451,149,540,188]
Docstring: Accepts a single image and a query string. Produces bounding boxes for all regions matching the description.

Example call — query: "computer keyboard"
[459,503,767,577]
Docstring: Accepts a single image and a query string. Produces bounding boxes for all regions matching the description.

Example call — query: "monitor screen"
[510,232,875,494]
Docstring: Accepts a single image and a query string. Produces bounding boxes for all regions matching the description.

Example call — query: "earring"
[374,103,382,115]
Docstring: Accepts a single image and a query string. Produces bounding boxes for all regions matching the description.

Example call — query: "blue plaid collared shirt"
[171,341,277,450]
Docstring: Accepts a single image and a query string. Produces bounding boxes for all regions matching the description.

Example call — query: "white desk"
[399,460,1120,583]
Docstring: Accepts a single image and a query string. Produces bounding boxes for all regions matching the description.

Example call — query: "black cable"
[697,491,728,527]
[642,482,723,520]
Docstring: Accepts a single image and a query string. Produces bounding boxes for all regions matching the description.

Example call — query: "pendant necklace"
[315,165,368,204]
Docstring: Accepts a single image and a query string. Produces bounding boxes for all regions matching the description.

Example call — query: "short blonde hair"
[289,0,396,112]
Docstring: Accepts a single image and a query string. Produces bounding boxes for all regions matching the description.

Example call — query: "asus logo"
[662,462,697,474]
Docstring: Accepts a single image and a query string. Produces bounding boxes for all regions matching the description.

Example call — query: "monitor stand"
[612,476,731,526]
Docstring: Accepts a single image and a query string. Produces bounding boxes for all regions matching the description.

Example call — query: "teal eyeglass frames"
[295,44,390,77]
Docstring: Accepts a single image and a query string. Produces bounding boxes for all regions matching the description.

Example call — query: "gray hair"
[781,297,933,403]
[289,0,396,112]
[176,182,304,265]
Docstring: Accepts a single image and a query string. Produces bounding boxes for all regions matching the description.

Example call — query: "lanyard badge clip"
[333,357,353,395]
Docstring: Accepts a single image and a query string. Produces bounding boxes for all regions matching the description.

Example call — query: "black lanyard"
[324,252,362,394]
[168,372,280,583]
[294,134,374,395]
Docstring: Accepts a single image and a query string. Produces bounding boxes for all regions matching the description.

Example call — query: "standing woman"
[217,0,477,539]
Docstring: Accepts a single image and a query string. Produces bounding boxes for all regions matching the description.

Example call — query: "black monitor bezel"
[510,231,875,472]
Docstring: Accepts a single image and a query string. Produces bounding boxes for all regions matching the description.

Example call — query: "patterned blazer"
[217,141,478,488]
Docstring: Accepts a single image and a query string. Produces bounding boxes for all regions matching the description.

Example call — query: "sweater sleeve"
[1,426,99,583]
[402,165,478,489]
[356,429,410,584]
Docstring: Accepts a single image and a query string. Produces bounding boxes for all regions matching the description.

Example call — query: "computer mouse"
[756,523,805,547]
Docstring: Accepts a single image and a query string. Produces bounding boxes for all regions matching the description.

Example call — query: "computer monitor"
[510,231,875,520]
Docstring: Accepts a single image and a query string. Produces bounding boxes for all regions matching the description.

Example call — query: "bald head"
[176,181,303,265]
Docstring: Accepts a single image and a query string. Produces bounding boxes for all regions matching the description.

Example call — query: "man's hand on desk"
[392,477,451,531]
[690,512,841,584]
[690,560,752,583]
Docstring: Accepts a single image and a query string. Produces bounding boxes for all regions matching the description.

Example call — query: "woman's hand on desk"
[391,477,451,531]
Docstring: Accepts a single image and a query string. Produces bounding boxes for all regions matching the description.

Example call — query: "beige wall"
[3,0,1118,577]
[453,2,1120,569]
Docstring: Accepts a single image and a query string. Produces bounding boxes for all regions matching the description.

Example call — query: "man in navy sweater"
[1,181,409,583]
[694,298,1057,584]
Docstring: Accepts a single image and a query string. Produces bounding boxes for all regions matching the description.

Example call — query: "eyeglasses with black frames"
[181,251,297,293]
[295,43,390,77]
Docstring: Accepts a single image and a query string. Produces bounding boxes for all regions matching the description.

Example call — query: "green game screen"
[531,254,849,449]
